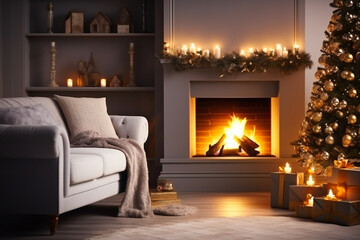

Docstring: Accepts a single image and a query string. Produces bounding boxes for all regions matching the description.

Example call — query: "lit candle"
[248,48,254,57]
[67,78,73,87]
[325,189,337,200]
[203,49,210,58]
[214,45,221,59]
[189,43,196,54]
[51,41,55,47]
[262,48,268,53]
[293,42,300,54]
[307,196,314,207]
[284,162,292,173]
[181,45,188,55]
[269,48,274,57]
[100,78,106,87]
[276,44,282,57]
[240,49,246,57]
[306,175,315,186]
[283,47,288,58]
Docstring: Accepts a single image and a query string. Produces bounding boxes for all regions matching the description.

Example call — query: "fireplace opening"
[195,98,273,157]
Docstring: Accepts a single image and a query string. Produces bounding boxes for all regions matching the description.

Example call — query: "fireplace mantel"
[160,63,305,191]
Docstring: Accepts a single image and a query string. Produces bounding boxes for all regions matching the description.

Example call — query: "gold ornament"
[325,135,335,145]
[339,100,347,109]
[336,110,344,118]
[348,88,357,97]
[347,114,357,124]
[318,54,329,65]
[312,85,322,94]
[320,92,329,101]
[325,126,334,134]
[331,122,339,131]
[345,0,354,7]
[331,13,341,23]
[338,153,346,160]
[327,23,336,32]
[339,53,354,62]
[312,125,322,133]
[341,70,350,79]
[321,151,330,161]
[314,99,324,108]
[315,138,324,146]
[315,69,327,80]
[312,112,322,122]
[331,98,340,107]
[346,72,355,81]
[324,80,334,91]
[342,134,352,147]
[314,164,323,175]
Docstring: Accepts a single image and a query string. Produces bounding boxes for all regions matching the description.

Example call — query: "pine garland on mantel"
[160,49,313,76]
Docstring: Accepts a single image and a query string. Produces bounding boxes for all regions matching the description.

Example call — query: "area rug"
[87,215,360,240]
[153,204,198,216]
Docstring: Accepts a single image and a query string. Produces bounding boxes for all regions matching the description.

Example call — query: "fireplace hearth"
[160,64,305,191]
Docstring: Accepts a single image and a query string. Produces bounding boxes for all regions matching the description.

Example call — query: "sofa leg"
[49,215,59,235]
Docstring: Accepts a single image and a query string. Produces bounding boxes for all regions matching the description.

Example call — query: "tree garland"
[160,49,313,75]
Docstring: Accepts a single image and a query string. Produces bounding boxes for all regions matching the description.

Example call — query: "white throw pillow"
[54,95,118,138]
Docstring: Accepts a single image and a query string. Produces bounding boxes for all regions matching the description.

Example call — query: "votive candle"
[100,78,107,87]
[214,45,221,59]
[67,78,73,87]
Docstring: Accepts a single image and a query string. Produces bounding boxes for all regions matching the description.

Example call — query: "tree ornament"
[321,151,330,161]
[304,152,314,162]
[345,0,354,7]
[331,122,339,131]
[318,54,329,65]
[337,152,346,160]
[314,99,324,108]
[324,105,334,113]
[341,70,350,79]
[339,100,348,109]
[347,114,357,124]
[314,164,324,175]
[315,138,324,146]
[331,97,340,107]
[342,134,352,147]
[325,135,335,145]
[325,126,334,134]
[336,23,343,31]
[348,88,357,97]
[324,80,334,91]
[346,72,355,81]
[312,112,322,122]
[333,0,344,7]
[336,110,344,118]
[345,13,353,22]
[320,92,329,101]
[312,84,322,94]
[324,166,333,177]
[312,124,322,133]
[301,120,309,129]
[339,53,354,62]
[331,13,341,23]
[315,69,327,80]
[327,23,336,32]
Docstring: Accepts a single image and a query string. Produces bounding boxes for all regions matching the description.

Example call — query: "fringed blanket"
[70,131,154,218]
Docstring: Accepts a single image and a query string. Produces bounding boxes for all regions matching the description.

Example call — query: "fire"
[325,189,337,200]
[223,114,256,149]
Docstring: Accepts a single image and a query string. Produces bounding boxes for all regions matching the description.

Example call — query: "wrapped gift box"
[312,197,360,226]
[327,183,360,201]
[328,167,360,186]
[312,174,328,185]
[289,185,327,210]
[271,172,304,209]
[295,205,312,219]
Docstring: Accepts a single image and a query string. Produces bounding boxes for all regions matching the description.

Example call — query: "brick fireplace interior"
[195,98,272,157]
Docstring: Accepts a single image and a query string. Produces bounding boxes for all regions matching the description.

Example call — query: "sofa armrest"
[110,116,149,149]
[0,124,69,159]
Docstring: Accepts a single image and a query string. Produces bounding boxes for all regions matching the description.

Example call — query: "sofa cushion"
[55,95,118,138]
[70,154,103,185]
[70,148,126,185]
[0,104,57,125]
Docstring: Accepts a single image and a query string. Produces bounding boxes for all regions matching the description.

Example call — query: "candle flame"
[325,189,336,200]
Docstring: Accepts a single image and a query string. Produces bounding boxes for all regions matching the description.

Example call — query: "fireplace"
[160,64,305,191]
[195,98,272,157]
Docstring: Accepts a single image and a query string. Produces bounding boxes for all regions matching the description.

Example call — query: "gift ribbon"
[278,173,284,207]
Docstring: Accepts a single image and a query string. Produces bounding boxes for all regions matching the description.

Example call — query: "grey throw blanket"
[70,131,154,218]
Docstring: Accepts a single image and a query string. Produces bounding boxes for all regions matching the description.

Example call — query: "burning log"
[221,147,242,156]
[233,135,260,156]
[206,133,226,156]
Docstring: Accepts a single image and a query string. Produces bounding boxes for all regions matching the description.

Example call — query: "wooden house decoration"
[90,12,112,33]
[117,8,133,33]
[65,11,84,33]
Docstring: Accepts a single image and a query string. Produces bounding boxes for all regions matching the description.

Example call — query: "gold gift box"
[295,205,312,219]
[289,185,327,210]
[312,197,360,226]
[328,167,360,186]
[270,172,304,209]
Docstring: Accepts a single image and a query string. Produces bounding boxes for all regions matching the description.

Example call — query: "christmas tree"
[293,0,360,172]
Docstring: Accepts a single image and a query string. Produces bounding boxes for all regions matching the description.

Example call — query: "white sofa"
[0,97,148,234]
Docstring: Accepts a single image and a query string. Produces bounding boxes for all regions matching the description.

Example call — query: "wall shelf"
[25,87,155,92]
[26,33,155,38]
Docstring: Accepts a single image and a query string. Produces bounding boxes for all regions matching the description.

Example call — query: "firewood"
[233,135,260,156]
[206,133,227,156]
[221,148,241,156]
[242,135,259,149]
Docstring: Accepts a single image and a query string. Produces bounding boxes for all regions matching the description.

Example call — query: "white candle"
[214,45,221,59]
[203,49,210,58]
[240,49,246,57]
[100,78,106,87]
[293,42,300,54]
[283,47,288,58]
[51,41,55,47]
[307,196,314,207]
[181,45,188,55]
[189,43,196,54]
[284,162,292,173]
[306,175,315,186]
[248,48,254,57]
[67,78,73,87]
[276,44,282,57]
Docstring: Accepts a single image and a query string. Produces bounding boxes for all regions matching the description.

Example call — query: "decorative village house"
[90,12,112,33]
